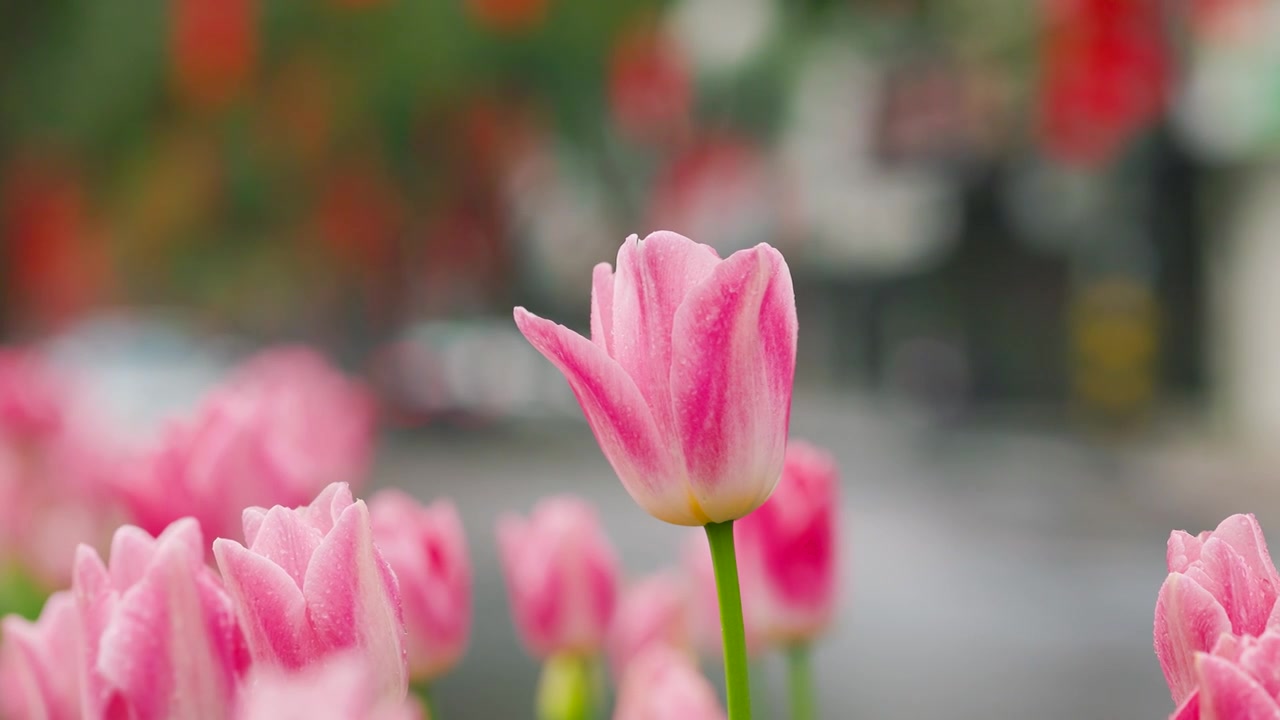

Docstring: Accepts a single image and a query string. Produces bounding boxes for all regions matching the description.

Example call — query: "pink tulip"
[11,423,125,588]
[73,519,249,720]
[1155,514,1280,704]
[514,231,798,526]
[613,647,726,720]
[212,482,407,702]
[608,572,690,681]
[369,489,472,681]
[497,496,620,658]
[0,349,64,444]
[1167,629,1280,720]
[0,592,81,720]
[736,440,840,644]
[222,346,376,499]
[681,531,764,658]
[118,346,375,543]
[236,653,426,720]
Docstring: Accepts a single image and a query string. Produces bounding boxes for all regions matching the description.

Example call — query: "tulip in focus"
[0,592,80,720]
[118,346,375,543]
[736,440,840,644]
[237,653,426,720]
[213,482,406,701]
[1155,513,1280,705]
[369,489,472,681]
[608,572,690,681]
[73,519,249,720]
[1167,628,1280,719]
[513,231,798,526]
[497,496,620,658]
[614,647,726,720]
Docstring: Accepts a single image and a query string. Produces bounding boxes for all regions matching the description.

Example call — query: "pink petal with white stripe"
[213,538,311,669]
[591,263,616,354]
[302,500,406,701]
[670,243,797,522]
[611,232,720,445]
[1156,573,1233,703]
[513,309,689,523]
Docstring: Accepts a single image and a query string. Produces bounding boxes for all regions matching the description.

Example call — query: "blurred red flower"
[608,22,692,144]
[1039,0,1171,166]
[171,0,257,110]
[2,162,113,331]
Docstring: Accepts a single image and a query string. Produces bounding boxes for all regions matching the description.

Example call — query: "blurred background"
[4,0,1280,716]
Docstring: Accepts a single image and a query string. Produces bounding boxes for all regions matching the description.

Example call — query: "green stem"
[787,643,816,720]
[537,654,591,720]
[412,681,439,720]
[705,520,752,720]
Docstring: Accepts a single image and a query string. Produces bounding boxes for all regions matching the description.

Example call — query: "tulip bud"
[497,496,619,658]
[514,231,797,526]
[213,482,407,702]
[73,519,248,720]
[369,490,472,681]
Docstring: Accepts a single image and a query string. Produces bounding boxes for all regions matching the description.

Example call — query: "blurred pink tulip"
[213,482,407,702]
[1167,629,1280,720]
[1155,514,1280,704]
[514,231,797,526]
[497,496,620,658]
[369,489,472,681]
[73,519,249,720]
[0,349,64,444]
[613,647,726,720]
[223,347,376,498]
[736,440,840,644]
[608,572,690,682]
[0,592,81,720]
[682,531,764,658]
[13,423,125,588]
[237,653,425,720]
[118,346,376,543]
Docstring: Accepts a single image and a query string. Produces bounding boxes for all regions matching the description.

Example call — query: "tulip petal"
[1171,691,1200,720]
[611,232,720,445]
[513,308,684,518]
[1156,573,1233,703]
[213,537,311,669]
[242,506,269,546]
[1197,654,1280,720]
[107,526,159,590]
[670,243,797,522]
[1191,537,1275,636]
[1211,515,1280,587]
[73,544,115,703]
[1170,531,1206,574]
[301,482,355,535]
[1229,631,1280,700]
[2,593,81,720]
[591,263,616,355]
[303,500,406,699]
[97,529,235,720]
[249,506,325,587]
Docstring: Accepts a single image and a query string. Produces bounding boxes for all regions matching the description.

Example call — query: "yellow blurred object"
[1069,278,1160,421]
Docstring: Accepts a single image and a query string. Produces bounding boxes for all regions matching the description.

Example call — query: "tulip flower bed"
[0,232,1264,719]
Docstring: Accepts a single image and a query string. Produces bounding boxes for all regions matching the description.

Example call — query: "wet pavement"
[374,392,1224,719]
